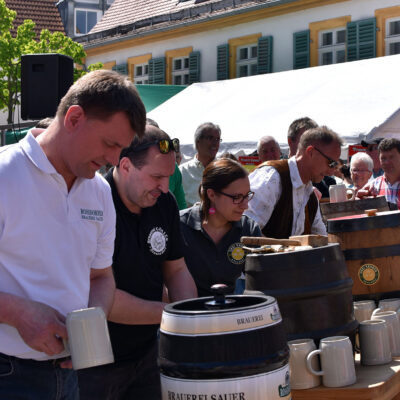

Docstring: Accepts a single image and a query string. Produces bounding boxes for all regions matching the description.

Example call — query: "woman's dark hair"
[200,158,248,220]
[340,163,351,179]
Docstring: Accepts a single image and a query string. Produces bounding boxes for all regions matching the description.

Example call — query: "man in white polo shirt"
[0,70,146,399]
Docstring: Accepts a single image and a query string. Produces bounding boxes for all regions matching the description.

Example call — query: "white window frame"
[74,8,101,36]
[318,27,346,65]
[134,63,149,85]
[385,17,400,56]
[172,56,189,85]
[236,44,258,77]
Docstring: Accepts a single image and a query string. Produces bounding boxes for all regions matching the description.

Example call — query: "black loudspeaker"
[21,53,74,120]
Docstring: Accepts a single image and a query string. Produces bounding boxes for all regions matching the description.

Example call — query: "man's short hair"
[257,135,280,154]
[36,117,54,129]
[378,138,400,154]
[194,122,221,148]
[298,126,343,151]
[120,125,171,169]
[57,70,146,138]
[287,117,318,142]
[350,152,373,172]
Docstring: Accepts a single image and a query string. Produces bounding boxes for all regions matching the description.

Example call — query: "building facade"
[78,0,400,85]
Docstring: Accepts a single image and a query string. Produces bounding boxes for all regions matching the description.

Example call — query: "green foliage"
[0,0,103,123]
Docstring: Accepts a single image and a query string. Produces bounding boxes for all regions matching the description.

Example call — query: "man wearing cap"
[78,125,197,400]
[245,126,342,238]
[361,137,384,179]
[358,138,400,210]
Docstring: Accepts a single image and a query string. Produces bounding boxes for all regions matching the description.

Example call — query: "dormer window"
[75,9,101,35]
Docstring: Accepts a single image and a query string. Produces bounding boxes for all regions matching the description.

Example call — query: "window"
[172,56,189,85]
[236,44,258,77]
[386,18,400,55]
[318,27,346,65]
[75,9,100,35]
[134,63,149,84]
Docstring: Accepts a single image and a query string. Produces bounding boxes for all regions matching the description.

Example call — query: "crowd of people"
[1,69,400,399]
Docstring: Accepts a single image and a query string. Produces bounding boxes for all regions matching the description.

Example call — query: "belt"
[0,352,71,367]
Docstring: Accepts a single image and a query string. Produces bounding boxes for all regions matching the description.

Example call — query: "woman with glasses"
[180,158,262,297]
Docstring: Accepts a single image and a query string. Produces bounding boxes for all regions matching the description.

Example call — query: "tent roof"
[149,55,400,153]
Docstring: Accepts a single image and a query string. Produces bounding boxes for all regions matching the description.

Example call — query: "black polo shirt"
[180,204,262,297]
[105,170,184,362]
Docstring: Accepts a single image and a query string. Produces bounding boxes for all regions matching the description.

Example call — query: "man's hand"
[12,298,67,356]
[356,183,374,199]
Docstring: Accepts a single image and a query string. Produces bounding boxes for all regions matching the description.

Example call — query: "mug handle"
[371,307,383,317]
[347,188,355,201]
[306,349,324,376]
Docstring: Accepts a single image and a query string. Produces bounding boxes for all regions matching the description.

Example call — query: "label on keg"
[359,264,379,285]
[161,364,291,400]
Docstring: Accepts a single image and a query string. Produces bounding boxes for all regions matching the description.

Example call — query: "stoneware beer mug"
[373,298,400,318]
[353,300,376,323]
[65,307,114,370]
[371,311,400,357]
[359,319,391,366]
[329,184,355,203]
[306,336,356,388]
[288,338,321,389]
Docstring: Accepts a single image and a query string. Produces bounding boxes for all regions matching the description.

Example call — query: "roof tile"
[6,0,65,37]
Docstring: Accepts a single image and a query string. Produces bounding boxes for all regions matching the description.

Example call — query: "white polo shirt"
[0,132,116,360]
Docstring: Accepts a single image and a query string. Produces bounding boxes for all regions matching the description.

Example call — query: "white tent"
[148,54,400,158]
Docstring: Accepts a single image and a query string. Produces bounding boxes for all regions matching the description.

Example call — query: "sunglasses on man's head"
[312,146,338,169]
[130,138,180,154]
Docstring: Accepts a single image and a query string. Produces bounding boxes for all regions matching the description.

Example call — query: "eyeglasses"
[203,135,222,143]
[312,147,338,168]
[217,191,255,204]
[351,169,370,173]
[130,138,180,154]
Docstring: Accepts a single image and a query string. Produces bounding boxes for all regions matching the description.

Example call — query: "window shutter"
[217,44,229,80]
[148,57,166,84]
[347,18,376,62]
[257,36,273,74]
[112,63,128,75]
[293,30,310,70]
[189,51,201,84]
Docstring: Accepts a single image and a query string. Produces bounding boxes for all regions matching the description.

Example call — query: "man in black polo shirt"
[78,125,197,400]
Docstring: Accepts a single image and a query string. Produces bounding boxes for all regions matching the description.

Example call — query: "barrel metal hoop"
[343,244,400,260]
[328,213,400,233]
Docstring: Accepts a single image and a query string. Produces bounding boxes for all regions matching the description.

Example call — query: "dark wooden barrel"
[328,210,400,302]
[320,196,389,222]
[245,243,358,344]
[159,292,291,399]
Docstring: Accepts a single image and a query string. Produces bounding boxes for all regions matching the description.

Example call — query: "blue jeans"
[78,342,160,400]
[0,352,78,400]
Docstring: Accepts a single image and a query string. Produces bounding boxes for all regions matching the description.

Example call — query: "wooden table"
[292,356,400,400]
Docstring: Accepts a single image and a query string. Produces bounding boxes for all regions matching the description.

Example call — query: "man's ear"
[119,157,134,175]
[64,105,85,132]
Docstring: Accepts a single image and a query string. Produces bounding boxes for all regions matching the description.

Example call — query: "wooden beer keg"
[328,210,400,301]
[245,244,357,344]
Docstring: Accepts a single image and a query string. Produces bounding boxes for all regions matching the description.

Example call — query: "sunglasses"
[312,146,338,169]
[217,191,255,204]
[130,138,180,154]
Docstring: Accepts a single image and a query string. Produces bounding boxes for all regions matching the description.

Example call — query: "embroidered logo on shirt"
[147,227,168,255]
[80,208,103,222]
[227,243,246,264]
